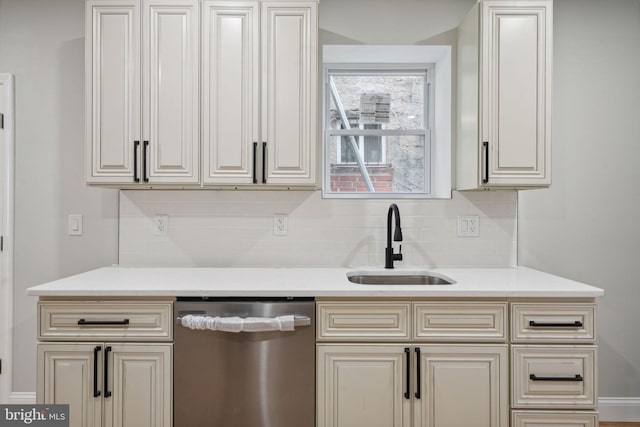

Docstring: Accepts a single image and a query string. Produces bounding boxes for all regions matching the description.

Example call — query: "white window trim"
[335,124,388,165]
[322,45,452,199]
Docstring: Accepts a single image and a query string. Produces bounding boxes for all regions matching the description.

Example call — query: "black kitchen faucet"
[385,203,403,269]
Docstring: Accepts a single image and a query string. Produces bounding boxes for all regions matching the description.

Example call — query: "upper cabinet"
[202,0,317,186]
[86,0,200,185]
[86,0,317,188]
[457,0,552,190]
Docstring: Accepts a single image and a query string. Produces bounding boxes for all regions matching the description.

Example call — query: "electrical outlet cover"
[457,215,479,237]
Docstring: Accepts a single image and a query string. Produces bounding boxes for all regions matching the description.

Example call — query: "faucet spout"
[385,203,404,269]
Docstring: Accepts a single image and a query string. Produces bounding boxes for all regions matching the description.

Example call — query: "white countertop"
[26,265,604,298]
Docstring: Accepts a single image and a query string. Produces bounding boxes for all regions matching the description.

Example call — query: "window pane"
[330,74,425,130]
[328,134,428,194]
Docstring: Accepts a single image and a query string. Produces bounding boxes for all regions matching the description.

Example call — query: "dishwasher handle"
[177,313,311,332]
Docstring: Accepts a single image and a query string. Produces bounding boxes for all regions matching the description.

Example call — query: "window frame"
[323,64,435,198]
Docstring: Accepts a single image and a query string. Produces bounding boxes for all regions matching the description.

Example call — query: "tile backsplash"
[119,190,517,268]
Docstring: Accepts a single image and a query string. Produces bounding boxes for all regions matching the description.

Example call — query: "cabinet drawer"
[512,346,597,409]
[512,303,596,343]
[414,302,507,342]
[39,301,173,341]
[316,302,411,341]
[511,410,598,427]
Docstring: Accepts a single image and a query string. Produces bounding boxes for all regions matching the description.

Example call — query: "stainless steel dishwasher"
[174,297,315,427]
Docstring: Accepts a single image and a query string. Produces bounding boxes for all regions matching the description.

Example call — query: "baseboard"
[8,392,36,405]
[6,393,639,420]
[599,397,640,422]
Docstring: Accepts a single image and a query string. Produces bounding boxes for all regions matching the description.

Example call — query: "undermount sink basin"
[347,272,455,285]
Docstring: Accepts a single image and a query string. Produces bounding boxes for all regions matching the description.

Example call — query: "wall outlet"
[68,214,83,236]
[457,215,479,237]
[273,214,288,236]
[153,214,169,236]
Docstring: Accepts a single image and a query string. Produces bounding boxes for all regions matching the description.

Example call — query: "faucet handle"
[394,245,403,262]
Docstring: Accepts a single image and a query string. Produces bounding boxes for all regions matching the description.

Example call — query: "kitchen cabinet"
[510,302,598,423]
[36,300,174,427]
[457,0,552,189]
[202,0,317,186]
[317,344,410,427]
[85,0,199,185]
[316,301,509,427]
[38,343,171,427]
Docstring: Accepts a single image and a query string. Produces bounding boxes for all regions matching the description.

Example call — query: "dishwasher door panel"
[174,299,315,427]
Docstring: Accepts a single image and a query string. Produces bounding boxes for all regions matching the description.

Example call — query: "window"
[338,124,386,164]
[323,46,452,199]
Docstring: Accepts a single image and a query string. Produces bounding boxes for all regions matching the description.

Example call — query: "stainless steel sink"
[347,272,455,285]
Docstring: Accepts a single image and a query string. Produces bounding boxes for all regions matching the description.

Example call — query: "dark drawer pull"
[78,319,130,326]
[404,347,410,400]
[104,346,112,398]
[530,374,584,382]
[529,320,583,328]
[93,346,101,397]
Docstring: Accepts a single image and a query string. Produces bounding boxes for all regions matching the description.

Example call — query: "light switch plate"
[457,215,479,237]
[68,214,83,236]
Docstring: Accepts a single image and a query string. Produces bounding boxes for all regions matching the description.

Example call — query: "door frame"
[0,73,15,403]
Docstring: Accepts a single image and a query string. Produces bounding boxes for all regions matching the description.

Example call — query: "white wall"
[0,0,119,394]
[519,0,640,406]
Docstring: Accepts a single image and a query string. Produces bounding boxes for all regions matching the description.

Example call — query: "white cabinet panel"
[143,0,199,183]
[317,344,411,427]
[86,0,199,185]
[261,2,316,184]
[38,343,102,427]
[415,345,508,427]
[482,1,551,185]
[105,344,172,427]
[512,345,597,409]
[457,0,552,189]
[317,301,411,342]
[86,1,140,183]
[203,1,259,184]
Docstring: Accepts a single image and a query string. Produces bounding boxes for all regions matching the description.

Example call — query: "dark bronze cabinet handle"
[530,374,584,382]
[143,140,149,182]
[104,346,112,397]
[404,347,410,399]
[482,141,489,184]
[529,320,583,328]
[414,347,421,399]
[262,142,267,184]
[78,319,130,326]
[133,141,140,182]
[93,346,101,397]
[252,142,258,184]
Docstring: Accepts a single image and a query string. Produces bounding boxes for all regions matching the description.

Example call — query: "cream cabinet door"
[261,1,316,185]
[142,0,199,184]
[202,1,259,184]
[104,344,172,427]
[37,343,103,427]
[317,344,411,427]
[85,0,140,184]
[414,344,508,427]
[86,0,199,185]
[481,0,552,186]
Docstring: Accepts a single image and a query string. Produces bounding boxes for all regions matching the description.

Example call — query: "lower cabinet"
[317,343,508,427]
[37,343,172,427]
